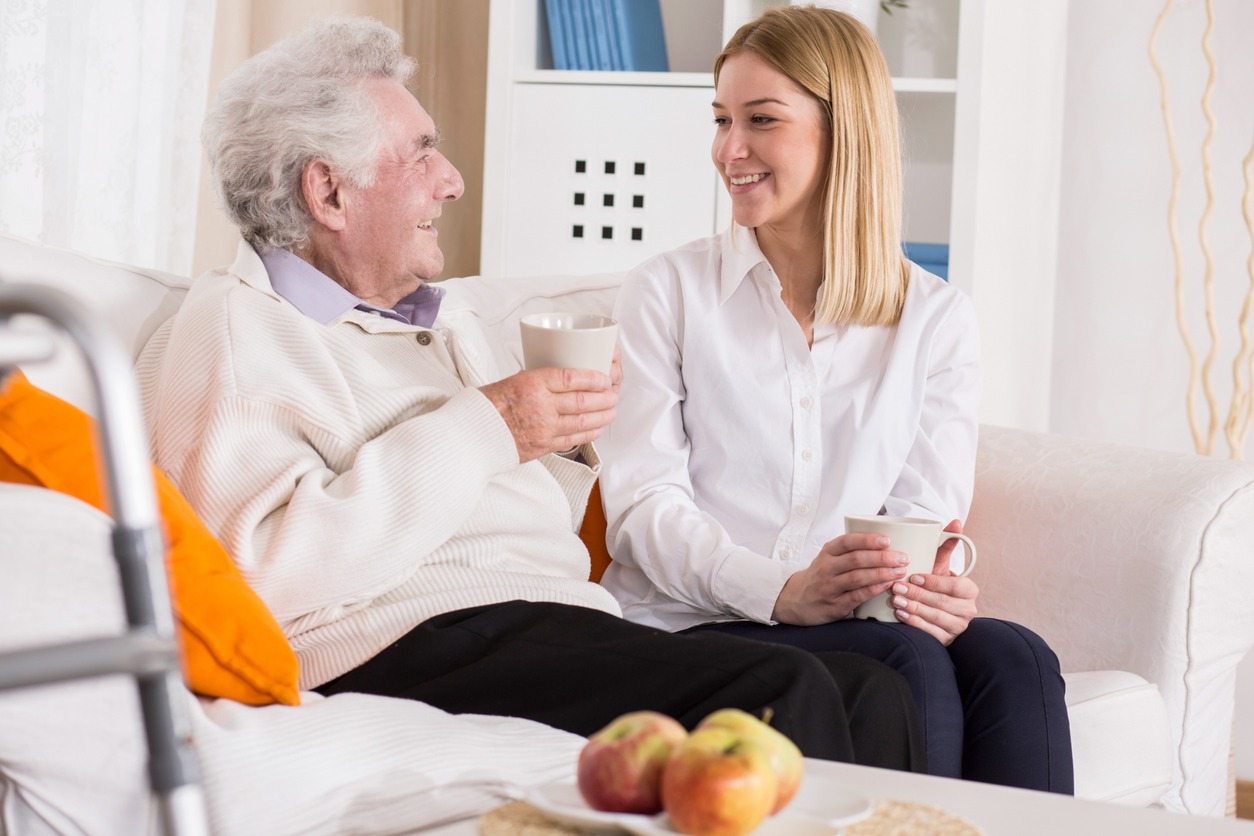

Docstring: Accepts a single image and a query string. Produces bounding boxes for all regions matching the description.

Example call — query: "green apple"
[661,727,778,836]
[577,710,688,813]
[696,708,804,814]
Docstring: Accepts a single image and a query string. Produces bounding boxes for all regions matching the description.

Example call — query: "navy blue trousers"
[686,616,1073,793]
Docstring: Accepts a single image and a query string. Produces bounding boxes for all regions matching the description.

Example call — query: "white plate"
[526,773,873,835]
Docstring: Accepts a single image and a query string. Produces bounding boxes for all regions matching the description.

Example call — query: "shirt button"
[797,503,810,516]
[801,449,813,461]
[781,548,791,560]
[800,396,813,409]
[416,332,433,346]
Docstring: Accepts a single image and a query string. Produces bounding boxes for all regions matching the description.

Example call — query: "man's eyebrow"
[412,131,442,152]
[710,97,790,109]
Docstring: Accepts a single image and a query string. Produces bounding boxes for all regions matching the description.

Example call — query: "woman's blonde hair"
[714,5,909,326]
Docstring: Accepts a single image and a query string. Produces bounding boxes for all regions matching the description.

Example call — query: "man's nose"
[438,155,464,202]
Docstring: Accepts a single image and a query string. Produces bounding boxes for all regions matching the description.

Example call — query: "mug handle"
[938,532,977,576]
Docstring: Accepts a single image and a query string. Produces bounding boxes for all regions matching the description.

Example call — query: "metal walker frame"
[0,284,208,835]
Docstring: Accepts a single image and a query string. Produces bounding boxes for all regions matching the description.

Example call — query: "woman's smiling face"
[711,52,829,236]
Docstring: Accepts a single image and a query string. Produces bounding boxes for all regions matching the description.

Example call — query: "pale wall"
[1051,0,1254,780]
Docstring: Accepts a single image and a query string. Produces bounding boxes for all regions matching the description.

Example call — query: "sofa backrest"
[0,231,628,414]
[0,233,190,414]
[437,271,624,375]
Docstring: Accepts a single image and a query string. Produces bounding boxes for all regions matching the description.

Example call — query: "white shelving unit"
[481,0,977,279]
[481,0,1072,432]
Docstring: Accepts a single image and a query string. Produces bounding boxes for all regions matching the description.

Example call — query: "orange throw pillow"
[0,370,299,706]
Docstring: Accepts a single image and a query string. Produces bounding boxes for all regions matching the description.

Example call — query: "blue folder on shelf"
[607,0,669,72]
[544,0,571,70]
[569,0,592,70]
[903,242,950,281]
[547,0,668,73]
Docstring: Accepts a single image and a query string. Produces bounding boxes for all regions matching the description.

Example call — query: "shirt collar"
[715,226,835,334]
[717,225,773,305]
[259,247,444,327]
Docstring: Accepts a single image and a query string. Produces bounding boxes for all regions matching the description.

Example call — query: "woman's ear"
[301,160,347,232]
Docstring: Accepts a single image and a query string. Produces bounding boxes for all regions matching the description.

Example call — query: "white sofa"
[2,231,1253,827]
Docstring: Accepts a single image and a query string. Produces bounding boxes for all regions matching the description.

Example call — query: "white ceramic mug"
[519,312,618,375]
[846,515,978,622]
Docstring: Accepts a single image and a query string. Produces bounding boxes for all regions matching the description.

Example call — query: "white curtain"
[0,0,216,275]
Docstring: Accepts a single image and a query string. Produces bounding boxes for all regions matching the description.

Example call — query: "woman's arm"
[882,291,983,643]
[599,264,792,624]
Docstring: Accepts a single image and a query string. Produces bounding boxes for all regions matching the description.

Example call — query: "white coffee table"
[421,758,1254,835]
[797,759,1254,834]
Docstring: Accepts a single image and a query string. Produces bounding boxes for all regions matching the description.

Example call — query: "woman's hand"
[892,519,979,645]
[771,533,911,626]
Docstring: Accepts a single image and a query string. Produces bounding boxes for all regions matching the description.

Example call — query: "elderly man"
[138,16,923,768]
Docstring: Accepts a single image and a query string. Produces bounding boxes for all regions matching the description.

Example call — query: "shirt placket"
[773,311,822,568]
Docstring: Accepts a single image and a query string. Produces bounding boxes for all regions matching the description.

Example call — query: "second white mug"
[845,515,977,622]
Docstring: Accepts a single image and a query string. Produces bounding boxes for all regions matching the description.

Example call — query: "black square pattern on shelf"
[568,157,649,244]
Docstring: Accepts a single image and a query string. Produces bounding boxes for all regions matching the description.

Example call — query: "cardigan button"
[416,332,433,346]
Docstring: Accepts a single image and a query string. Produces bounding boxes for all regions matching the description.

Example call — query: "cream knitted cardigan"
[137,243,620,689]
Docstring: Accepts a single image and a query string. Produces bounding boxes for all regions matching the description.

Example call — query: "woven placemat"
[479,802,590,836]
[844,799,983,835]
[479,798,982,835]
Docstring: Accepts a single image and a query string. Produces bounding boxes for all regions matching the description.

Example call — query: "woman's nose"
[715,127,748,164]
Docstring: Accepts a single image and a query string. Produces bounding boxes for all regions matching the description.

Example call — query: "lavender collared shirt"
[259,248,444,327]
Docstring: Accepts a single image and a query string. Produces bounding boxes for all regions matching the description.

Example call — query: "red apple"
[696,708,804,813]
[577,710,688,813]
[661,727,778,836]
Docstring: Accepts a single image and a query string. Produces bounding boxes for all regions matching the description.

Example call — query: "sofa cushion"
[0,232,189,414]
[0,370,300,706]
[1063,670,1172,805]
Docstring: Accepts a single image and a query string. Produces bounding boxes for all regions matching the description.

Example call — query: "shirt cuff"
[712,548,796,624]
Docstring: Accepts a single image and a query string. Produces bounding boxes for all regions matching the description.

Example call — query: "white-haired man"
[139,15,924,768]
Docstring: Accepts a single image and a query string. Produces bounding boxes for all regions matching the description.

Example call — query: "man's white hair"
[202,16,417,252]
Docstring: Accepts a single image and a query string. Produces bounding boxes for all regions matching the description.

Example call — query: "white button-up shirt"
[598,227,981,631]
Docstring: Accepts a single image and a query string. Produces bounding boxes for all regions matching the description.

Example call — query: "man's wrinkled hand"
[480,365,617,463]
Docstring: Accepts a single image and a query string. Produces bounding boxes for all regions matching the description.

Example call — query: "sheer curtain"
[0,0,216,275]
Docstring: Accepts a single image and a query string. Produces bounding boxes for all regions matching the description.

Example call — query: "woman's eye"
[713,116,730,126]
[751,115,775,125]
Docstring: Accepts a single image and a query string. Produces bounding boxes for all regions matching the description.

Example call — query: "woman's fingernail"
[876,535,890,547]
[896,609,909,621]
[892,583,908,595]
[893,567,906,577]
[895,553,909,565]
[910,574,926,585]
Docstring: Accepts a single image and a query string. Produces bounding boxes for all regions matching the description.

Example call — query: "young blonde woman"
[599,5,1073,791]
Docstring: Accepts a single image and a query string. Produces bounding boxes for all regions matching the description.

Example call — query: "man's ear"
[301,160,347,232]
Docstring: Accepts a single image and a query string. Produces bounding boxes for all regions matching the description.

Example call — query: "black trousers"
[687,617,1074,793]
[315,600,924,770]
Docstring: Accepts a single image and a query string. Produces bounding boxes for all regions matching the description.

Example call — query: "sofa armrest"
[967,424,1254,815]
